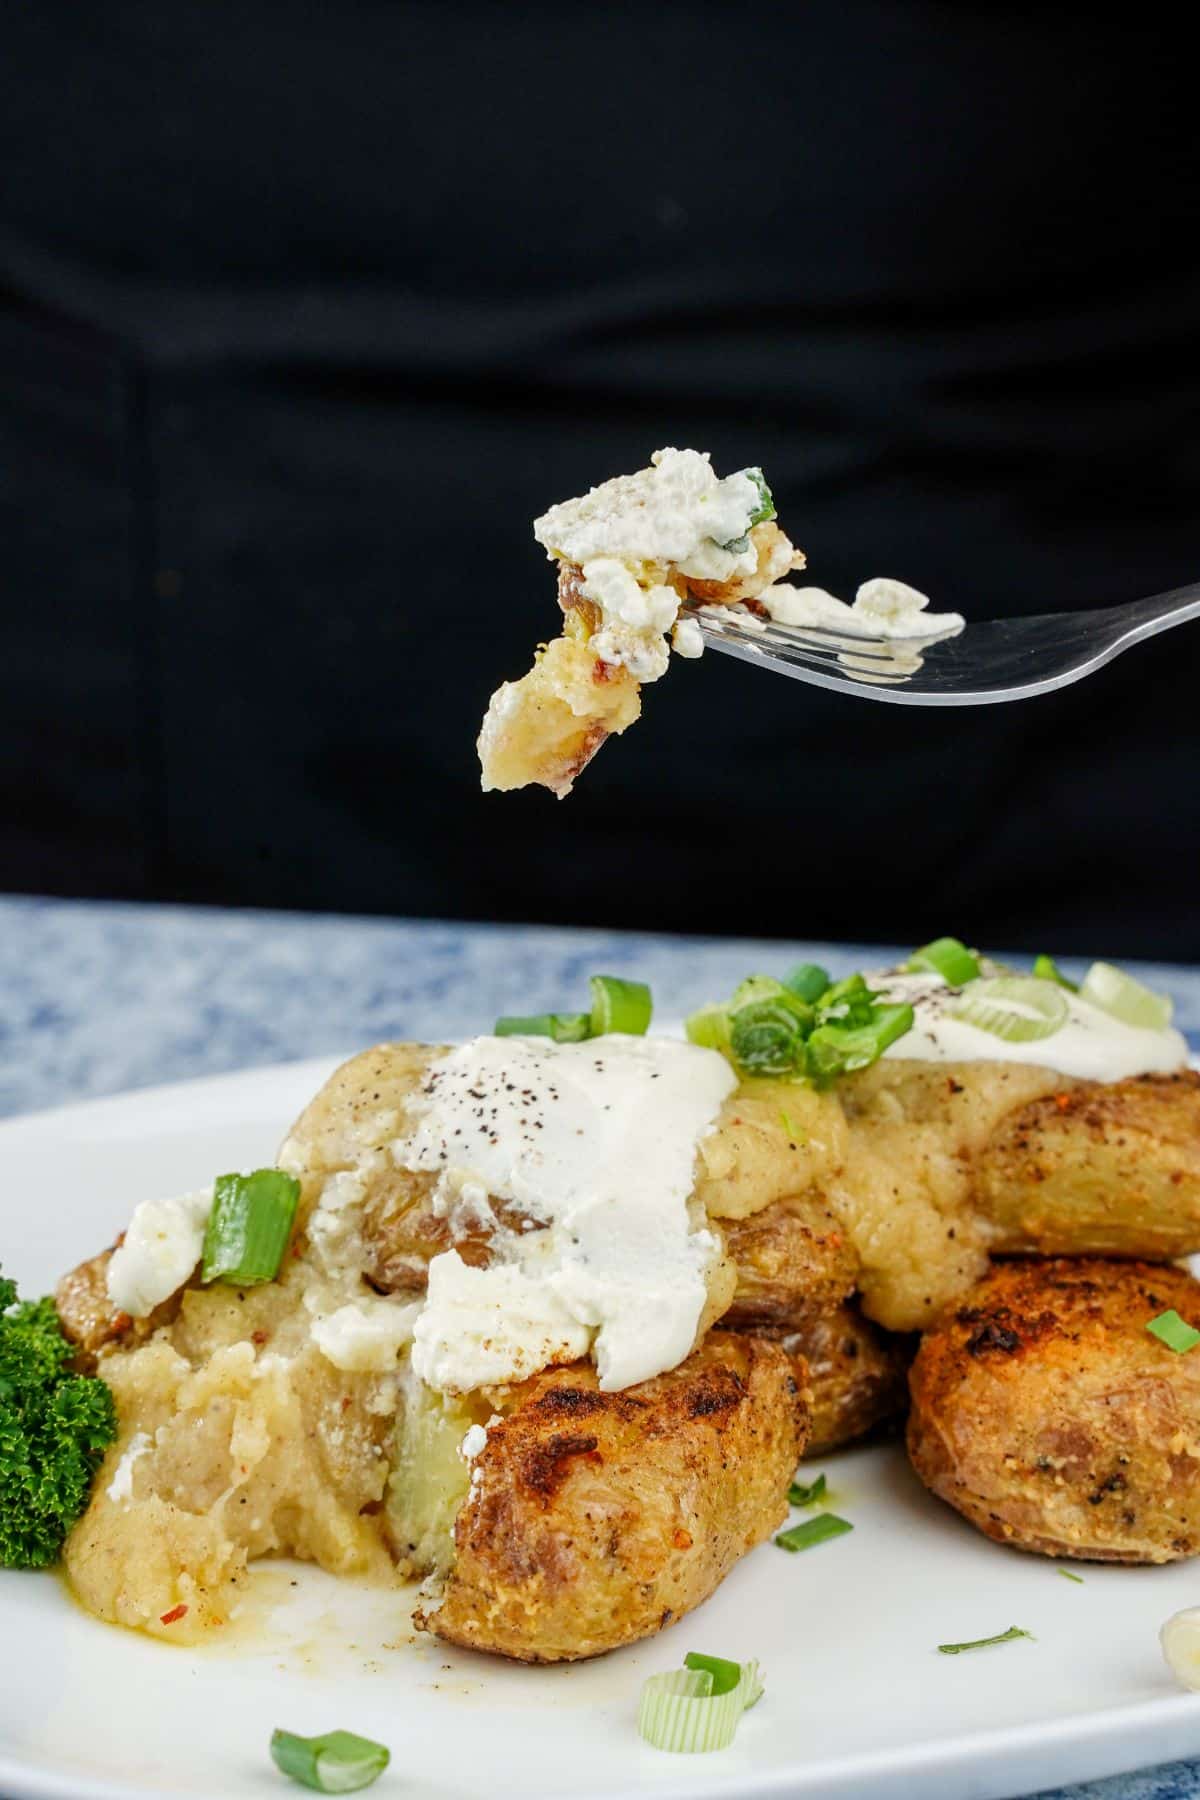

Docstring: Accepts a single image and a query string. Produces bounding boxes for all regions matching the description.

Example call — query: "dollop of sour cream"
[875,970,1187,1082]
[106,1188,213,1318]
[395,1034,736,1395]
[759,576,964,640]
[534,447,762,583]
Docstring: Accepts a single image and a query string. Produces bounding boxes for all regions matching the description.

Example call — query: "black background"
[2,2,1198,956]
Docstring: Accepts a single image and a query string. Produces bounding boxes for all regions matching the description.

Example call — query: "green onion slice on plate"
[937,1626,1032,1656]
[775,1513,853,1553]
[589,974,653,1036]
[270,1729,390,1793]
[637,1655,764,1753]
[1146,1309,1200,1353]
[1079,961,1173,1030]
[951,976,1068,1043]
[907,937,981,986]
[493,1012,591,1041]
[787,1472,827,1507]
[201,1169,299,1287]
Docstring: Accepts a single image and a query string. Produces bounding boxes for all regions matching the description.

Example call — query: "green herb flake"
[787,1472,827,1508]
[1146,1310,1200,1354]
[775,1512,852,1553]
[937,1626,1033,1656]
[1058,1568,1084,1584]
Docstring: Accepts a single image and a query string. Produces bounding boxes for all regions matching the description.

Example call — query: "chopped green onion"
[683,1651,743,1696]
[493,1012,591,1042]
[589,974,652,1036]
[1033,954,1078,992]
[778,1109,806,1144]
[1058,1568,1084,1583]
[1146,1309,1200,1354]
[718,469,776,553]
[730,975,790,1009]
[805,1003,914,1084]
[201,1170,299,1287]
[270,1729,390,1793]
[816,973,874,1021]
[937,1626,1032,1656]
[743,468,776,527]
[1079,961,1173,1030]
[787,1472,826,1507]
[730,999,810,1077]
[774,1512,853,1553]
[637,1657,763,1753]
[783,963,831,1004]
[907,937,981,986]
[951,976,1068,1043]
[685,1004,731,1051]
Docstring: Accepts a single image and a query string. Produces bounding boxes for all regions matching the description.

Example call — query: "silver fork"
[687,581,1200,705]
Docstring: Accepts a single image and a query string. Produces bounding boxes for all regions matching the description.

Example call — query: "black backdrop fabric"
[2,2,1198,957]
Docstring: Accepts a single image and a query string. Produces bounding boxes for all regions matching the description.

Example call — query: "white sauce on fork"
[395,1034,736,1395]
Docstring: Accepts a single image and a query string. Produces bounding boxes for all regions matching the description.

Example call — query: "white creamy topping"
[106,1188,213,1317]
[106,1431,152,1503]
[310,1296,422,1372]
[534,447,761,582]
[672,616,705,659]
[396,1034,736,1394]
[760,575,964,640]
[581,557,680,681]
[876,970,1187,1081]
[460,1423,489,1461]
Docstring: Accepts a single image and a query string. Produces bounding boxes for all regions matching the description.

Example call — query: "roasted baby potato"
[908,1257,1200,1563]
[977,1071,1200,1258]
[722,1194,857,1330]
[767,1303,914,1455]
[419,1331,807,1662]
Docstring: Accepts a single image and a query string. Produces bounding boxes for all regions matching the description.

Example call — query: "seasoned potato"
[722,1194,857,1329]
[478,515,804,799]
[64,1271,399,1641]
[420,1332,807,1662]
[977,1070,1200,1258]
[55,1245,179,1365]
[908,1257,1200,1563]
[766,1303,914,1455]
[278,1045,1200,1340]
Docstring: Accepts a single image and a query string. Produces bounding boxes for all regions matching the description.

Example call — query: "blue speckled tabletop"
[2,893,1198,1800]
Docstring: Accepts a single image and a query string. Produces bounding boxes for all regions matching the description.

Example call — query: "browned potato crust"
[421,1331,807,1662]
[978,1071,1200,1258]
[767,1303,914,1455]
[908,1257,1200,1563]
[723,1194,857,1329]
[55,1245,180,1367]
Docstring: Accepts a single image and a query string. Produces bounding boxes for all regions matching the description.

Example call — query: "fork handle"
[1109,581,1200,643]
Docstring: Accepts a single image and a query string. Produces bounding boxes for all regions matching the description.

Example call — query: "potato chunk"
[420,1332,807,1661]
[908,1257,1200,1563]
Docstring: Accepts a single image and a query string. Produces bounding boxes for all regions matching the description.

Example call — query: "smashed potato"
[909,1258,1200,1563]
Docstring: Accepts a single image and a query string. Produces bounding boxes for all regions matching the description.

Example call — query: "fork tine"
[692,610,904,663]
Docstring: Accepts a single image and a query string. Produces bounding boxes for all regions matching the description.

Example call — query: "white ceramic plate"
[3,1057,1200,1800]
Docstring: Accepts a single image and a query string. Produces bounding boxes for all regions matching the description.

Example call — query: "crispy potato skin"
[978,1071,1200,1258]
[908,1257,1200,1563]
[766,1304,914,1455]
[723,1194,857,1329]
[422,1332,807,1662]
[55,1245,179,1367]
